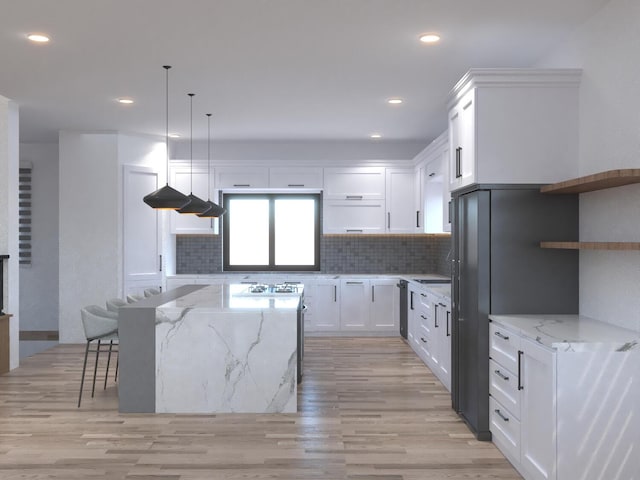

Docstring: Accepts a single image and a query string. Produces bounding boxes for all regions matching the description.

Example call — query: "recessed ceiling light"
[419,33,441,44]
[370,134,382,139]
[168,133,181,138]
[387,98,403,105]
[117,98,134,104]
[27,33,50,43]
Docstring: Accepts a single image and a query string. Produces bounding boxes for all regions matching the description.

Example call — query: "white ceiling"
[1,0,609,147]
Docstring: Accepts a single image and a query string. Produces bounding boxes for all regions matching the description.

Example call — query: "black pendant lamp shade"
[178,93,209,214]
[144,66,191,210]
[198,113,227,218]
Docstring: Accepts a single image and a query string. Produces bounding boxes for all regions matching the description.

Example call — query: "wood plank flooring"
[0,337,521,479]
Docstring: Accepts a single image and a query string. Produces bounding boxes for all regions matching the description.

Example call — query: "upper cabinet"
[414,131,451,233]
[448,68,582,192]
[269,167,323,189]
[323,167,385,200]
[385,168,416,234]
[215,166,269,189]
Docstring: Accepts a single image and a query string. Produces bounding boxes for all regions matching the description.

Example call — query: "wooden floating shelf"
[541,169,640,194]
[540,241,640,251]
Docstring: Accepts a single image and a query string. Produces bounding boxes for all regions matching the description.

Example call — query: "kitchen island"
[118,284,302,414]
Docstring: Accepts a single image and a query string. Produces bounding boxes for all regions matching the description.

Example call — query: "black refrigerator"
[451,185,579,440]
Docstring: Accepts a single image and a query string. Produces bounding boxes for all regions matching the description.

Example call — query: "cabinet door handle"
[334,285,337,302]
[345,195,363,200]
[416,210,420,228]
[455,147,462,178]
[495,409,509,422]
[233,183,250,187]
[420,314,427,320]
[494,331,510,340]
[159,254,162,272]
[346,281,363,285]
[494,369,509,381]
[517,350,524,391]
[434,304,439,327]
[410,291,414,310]
[387,212,391,229]
[346,229,363,233]
[420,337,427,343]
[446,311,450,337]
[287,184,304,187]
[371,285,375,302]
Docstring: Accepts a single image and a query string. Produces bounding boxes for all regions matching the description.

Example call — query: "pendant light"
[177,93,209,214]
[144,66,191,210]
[198,113,227,218]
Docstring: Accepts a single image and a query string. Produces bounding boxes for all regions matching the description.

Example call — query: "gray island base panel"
[118,284,299,414]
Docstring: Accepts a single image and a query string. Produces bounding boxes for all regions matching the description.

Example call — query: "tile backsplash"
[177,234,451,276]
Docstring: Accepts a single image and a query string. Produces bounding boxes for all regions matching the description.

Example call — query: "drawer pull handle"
[420,293,427,297]
[494,331,510,340]
[345,195,363,200]
[233,184,251,187]
[494,370,509,381]
[287,184,305,187]
[495,409,509,422]
[420,337,427,343]
[420,315,427,320]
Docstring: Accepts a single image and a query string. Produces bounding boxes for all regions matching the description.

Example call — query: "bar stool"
[106,298,128,313]
[144,288,161,297]
[126,294,144,303]
[78,305,119,407]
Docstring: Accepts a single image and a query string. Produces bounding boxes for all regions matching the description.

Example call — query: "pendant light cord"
[188,93,195,194]
[206,113,212,199]
[163,66,171,186]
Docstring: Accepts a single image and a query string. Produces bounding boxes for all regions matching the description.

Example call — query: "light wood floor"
[0,337,521,479]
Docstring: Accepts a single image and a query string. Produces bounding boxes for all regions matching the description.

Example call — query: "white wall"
[59,132,120,343]
[58,132,164,343]
[537,0,640,331]
[19,143,59,358]
[0,96,20,368]
[170,139,426,164]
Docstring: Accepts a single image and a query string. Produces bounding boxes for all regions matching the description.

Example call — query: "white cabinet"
[385,168,416,233]
[323,167,385,200]
[369,279,399,331]
[448,88,476,191]
[269,167,323,189]
[339,279,369,330]
[323,199,385,234]
[405,282,452,391]
[519,338,556,480]
[412,131,450,233]
[304,278,340,332]
[215,166,269,189]
[323,167,386,234]
[447,69,581,192]
[169,165,218,234]
[489,322,556,480]
[433,296,452,390]
[424,149,451,233]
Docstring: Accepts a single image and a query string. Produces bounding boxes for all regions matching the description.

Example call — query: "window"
[223,193,320,271]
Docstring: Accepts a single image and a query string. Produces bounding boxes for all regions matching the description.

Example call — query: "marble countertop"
[166,272,451,282]
[489,314,639,352]
[157,284,302,313]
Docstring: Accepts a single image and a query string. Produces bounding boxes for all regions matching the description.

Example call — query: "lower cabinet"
[304,278,340,331]
[489,321,557,480]
[339,278,399,332]
[406,284,452,391]
[491,316,640,480]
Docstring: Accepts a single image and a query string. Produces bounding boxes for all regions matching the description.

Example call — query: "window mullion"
[269,196,276,269]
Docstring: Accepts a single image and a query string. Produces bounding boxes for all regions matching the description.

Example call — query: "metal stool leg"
[91,340,101,398]
[104,340,114,390]
[114,354,119,383]
[78,340,91,408]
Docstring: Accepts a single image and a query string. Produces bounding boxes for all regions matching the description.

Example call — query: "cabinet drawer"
[489,359,520,420]
[489,397,520,465]
[489,322,521,374]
